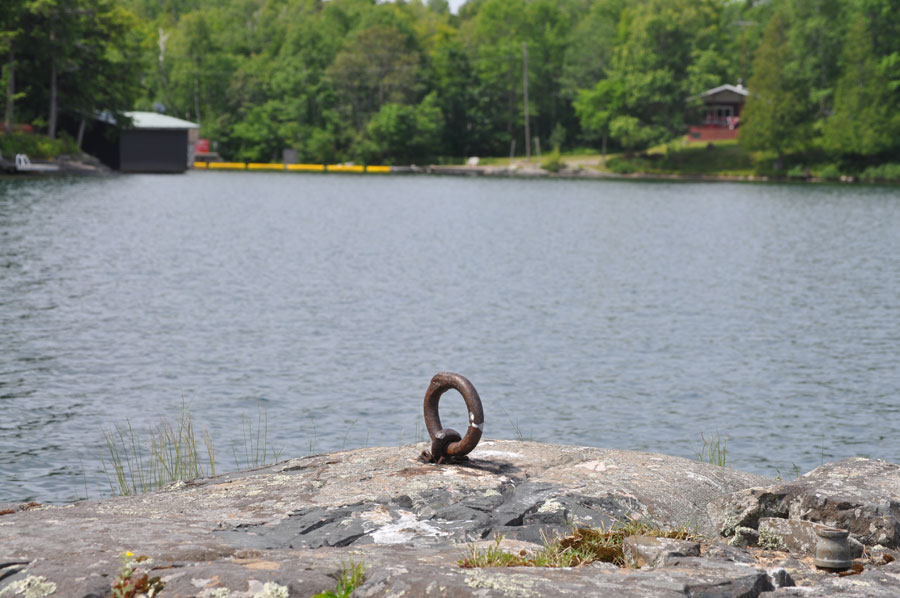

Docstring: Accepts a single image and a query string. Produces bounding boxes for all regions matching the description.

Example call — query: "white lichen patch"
[370,511,448,544]
[243,580,290,598]
[758,528,785,550]
[197,589,231,598]
[464,570,539,597]
[0,575,57,597]
[256,581,289,598]
[360,505,394,526]
[537,499,564,514]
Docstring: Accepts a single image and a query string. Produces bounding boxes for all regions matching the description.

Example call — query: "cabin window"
[705,105,734,125]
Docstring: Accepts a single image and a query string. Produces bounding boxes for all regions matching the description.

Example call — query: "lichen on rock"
[0,576,57,598]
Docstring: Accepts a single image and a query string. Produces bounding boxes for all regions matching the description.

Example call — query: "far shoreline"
[415,163,874,185]
[3,155,897,186]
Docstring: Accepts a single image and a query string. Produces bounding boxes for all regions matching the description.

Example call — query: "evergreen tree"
[787,0,848,122]
[740,9,808,168]
[823,16,895,156]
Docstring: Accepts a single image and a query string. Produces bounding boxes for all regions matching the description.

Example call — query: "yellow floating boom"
[287,163,326,172]
[197,162,391,173]
[327,164,365,173]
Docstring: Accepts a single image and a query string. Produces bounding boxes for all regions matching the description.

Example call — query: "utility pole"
[522,42,530,160]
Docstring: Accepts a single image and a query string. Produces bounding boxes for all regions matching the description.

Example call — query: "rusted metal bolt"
[420,372,484,464]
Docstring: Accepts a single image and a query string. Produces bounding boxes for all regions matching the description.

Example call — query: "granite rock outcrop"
[1,441,897,597]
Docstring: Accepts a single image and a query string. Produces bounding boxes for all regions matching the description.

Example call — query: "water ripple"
[1,174,899,502]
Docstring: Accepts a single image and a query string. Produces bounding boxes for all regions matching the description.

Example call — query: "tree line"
[2,0,898,168]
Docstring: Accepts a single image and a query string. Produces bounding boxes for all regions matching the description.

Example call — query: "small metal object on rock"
[814,526,853,570]
[420,372,484,464]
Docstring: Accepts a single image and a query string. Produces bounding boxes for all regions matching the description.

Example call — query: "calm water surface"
[2,172,899,503]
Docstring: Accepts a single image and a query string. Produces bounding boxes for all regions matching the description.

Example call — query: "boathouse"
[688,84,749,142]
[81,111,199,173]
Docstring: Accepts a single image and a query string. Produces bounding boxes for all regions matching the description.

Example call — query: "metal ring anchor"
[420,372,484,464]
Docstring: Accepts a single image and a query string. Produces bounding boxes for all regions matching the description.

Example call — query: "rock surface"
[709,458,900,548]
[1,441,898,597]
[622,536,701,568]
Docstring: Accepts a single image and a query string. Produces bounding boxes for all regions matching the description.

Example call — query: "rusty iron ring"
[421,372,484,463]
[428,428,462,464]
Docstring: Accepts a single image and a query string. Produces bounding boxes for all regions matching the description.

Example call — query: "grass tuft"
[232,403,283,470]
[102,400,281,496]
[504,408,531,442]
[459,518,697,569]
[313,560,366,598]
[101,402,215,496]
[697,432,727,467]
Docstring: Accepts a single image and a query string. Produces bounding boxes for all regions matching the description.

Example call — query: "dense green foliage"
[0,131,79,159]
[738,0,900,171]
[1,0,143,140]
[2,0,899,170]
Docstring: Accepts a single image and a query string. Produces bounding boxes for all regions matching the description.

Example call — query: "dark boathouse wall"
[76,119,191,173]
[120,129,188,173]
[77,120,121,170]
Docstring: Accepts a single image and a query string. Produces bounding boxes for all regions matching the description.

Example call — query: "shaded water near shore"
[2,172,899,503]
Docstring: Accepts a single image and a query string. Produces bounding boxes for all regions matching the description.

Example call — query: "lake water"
[2,172,899,503]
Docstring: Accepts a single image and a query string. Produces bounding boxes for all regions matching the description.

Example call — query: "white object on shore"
[15,153,60,172]
[466,156,480,166]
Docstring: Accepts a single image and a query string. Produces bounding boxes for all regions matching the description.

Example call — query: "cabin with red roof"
[688,84,749,142]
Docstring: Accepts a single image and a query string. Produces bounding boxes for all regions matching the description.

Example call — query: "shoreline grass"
[101,401,281,496]
[697,432,728,467]
[471,140,900,183]
[233,403,283,471]
[459,518,698,569]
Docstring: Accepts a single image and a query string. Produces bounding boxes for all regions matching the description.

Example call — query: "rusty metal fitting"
[428,428,462,464]
[814,526,853,570]
[420,372,484,464]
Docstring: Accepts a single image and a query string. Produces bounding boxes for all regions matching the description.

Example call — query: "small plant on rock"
[459,518,698,569]
[758,528,786,551]
[111,552,163,598]
[313,559,366,598]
